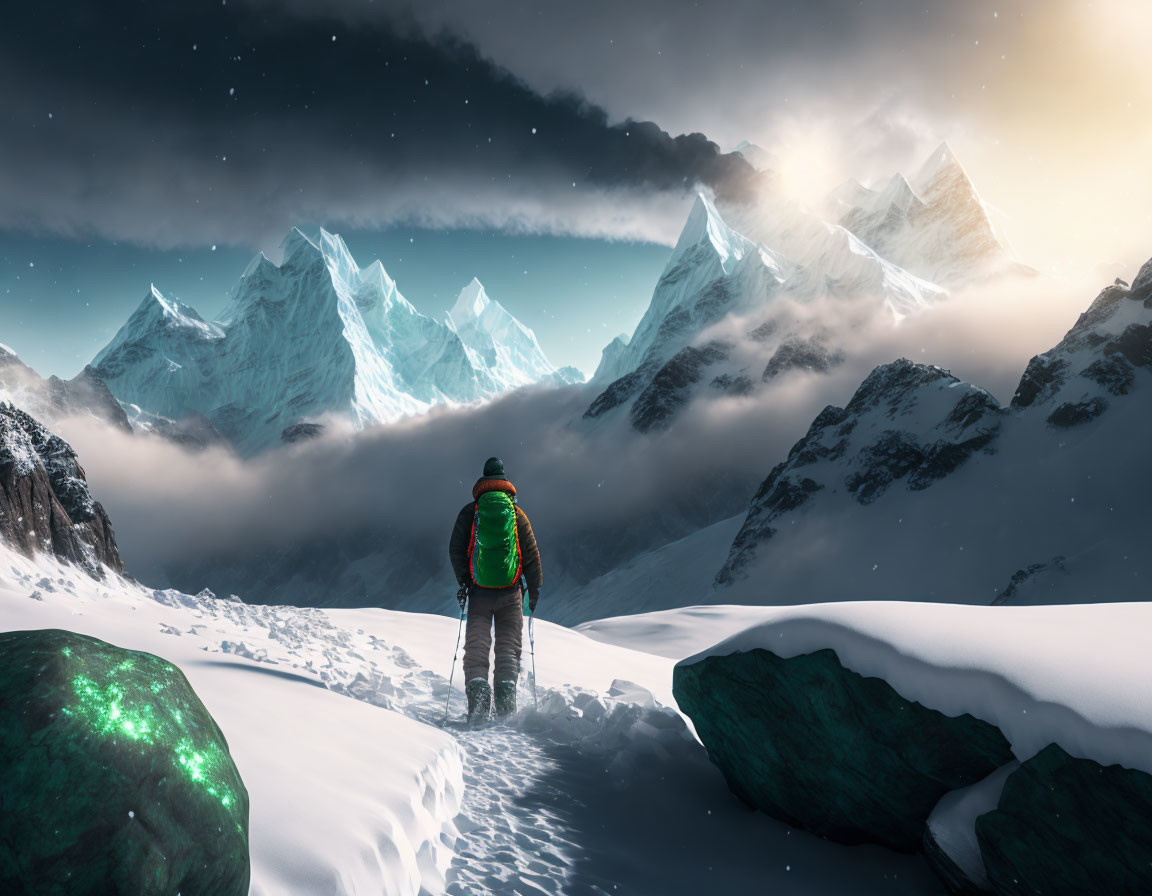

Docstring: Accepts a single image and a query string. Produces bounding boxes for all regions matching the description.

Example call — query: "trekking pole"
[528,610,538,709]
[443,604,466,725]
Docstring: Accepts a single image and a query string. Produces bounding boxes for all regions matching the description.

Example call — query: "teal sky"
[0,229,672,380]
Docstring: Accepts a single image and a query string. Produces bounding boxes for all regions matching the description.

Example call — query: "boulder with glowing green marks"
[0,629,249,896]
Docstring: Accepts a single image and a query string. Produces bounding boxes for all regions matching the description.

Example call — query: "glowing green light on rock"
[61,647,72,657]
[62,655,239,819]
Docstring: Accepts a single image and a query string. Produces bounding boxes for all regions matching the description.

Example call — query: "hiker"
[448,457,542,725]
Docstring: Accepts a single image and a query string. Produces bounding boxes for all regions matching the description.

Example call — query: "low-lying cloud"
[52,264,1114,609]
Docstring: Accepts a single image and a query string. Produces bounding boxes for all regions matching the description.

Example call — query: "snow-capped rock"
[828,143,1034,286]
[642,599,1152,896]
[715,260,1152,605]
[92,231,567,454]
[674,643,1013,851]
[0,403,121,575]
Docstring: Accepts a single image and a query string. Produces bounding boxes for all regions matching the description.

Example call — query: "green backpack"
[468,491,523,589]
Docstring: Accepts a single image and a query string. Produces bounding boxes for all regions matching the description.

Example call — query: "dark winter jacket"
[449,477,542,599]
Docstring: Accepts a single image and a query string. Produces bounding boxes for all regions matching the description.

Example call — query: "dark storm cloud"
[0,1,758,248]
[263,0,1033,167]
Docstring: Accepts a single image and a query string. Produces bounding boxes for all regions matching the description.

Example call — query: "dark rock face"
[583,360,659,420]
[1046,396,1108,428]
[0,404,122,575]
[1081,355,1135,395]
[762,338,845,381]
[674,647,1013,851]
[846,431,927,503]
[976,744,1152,895]
[710,373,754,396]
[281,422,326,443]
[1011,356,1068,409]
[0,629,250,896]
[1110,322,1152,368]
[630,342,730,433]
[717,361,1002,585]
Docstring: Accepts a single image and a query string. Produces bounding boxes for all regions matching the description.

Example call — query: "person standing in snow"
[448,457,542,725]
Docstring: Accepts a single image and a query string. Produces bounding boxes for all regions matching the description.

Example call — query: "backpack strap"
[466,501,479,585]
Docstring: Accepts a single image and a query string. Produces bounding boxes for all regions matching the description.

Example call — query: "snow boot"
[466,678,492,727]
[494,680,517,718]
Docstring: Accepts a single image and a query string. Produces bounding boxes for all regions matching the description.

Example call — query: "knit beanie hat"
[482,456,505,478]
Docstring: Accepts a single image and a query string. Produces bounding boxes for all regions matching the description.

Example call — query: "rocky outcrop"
[761,338,844,381]
[716,359,1003,585]
[0,629,249,895]
[629,342,730,433]
[281,422,326,443]
[0,403,121,575]
[673,647,1013,851]
[583,360,659,420]
[975,744,1152,895]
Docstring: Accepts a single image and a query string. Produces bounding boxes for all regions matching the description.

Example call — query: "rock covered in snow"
[975,744,1152,895]
[0,629,250,895]
[92,231,566,455]
[717,359,1003,585]
[673,646,1013,852]
[0,403,121,575]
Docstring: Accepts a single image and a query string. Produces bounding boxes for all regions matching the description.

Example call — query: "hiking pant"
[463,587,523,684]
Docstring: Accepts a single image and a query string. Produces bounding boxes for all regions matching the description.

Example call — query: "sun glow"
[774,135,837,205]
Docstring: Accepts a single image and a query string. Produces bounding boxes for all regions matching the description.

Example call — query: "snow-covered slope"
[827,143,1034,285]
[92,231,566,454]
[0,542,946,895]
[0,546,465,896]
[714,261,1152,606]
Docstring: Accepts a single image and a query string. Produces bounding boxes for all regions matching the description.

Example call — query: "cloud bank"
[51,264,1114,609]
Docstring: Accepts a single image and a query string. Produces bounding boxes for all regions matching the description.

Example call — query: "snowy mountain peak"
[279,226,320,264]
[122,286,223,341]
[670,193,750,271]
[451,278,492,322]
[827,143,1028,286]
[93,234,567,453]
[318,228,360,286]
[915,142,964,188]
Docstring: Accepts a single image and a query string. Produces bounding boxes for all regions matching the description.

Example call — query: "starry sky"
[2,0,1149,377]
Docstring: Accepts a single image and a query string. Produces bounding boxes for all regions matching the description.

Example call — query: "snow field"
[1,547,463,896]
[2,550,949,894]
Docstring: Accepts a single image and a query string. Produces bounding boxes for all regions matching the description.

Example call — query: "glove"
[456,583,469,610]
[528,591,538,613]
